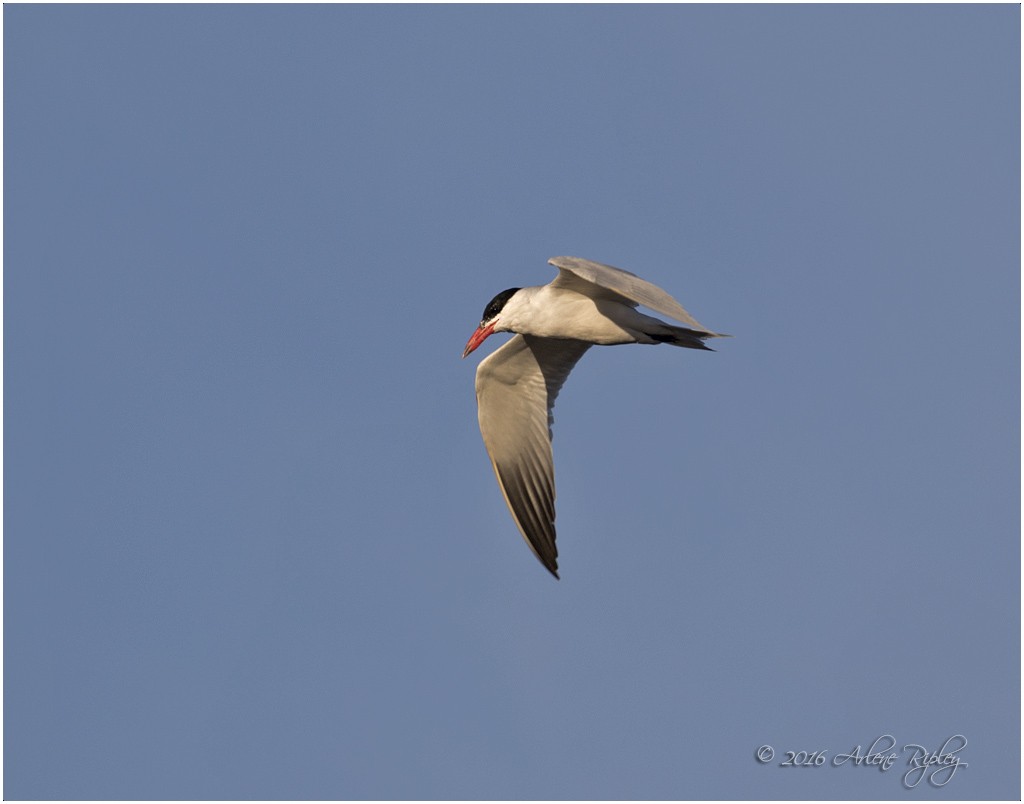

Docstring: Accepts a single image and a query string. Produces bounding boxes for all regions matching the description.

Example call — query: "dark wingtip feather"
[649,330,714,350]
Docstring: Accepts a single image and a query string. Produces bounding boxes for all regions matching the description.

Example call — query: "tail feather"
[648,324,725,351]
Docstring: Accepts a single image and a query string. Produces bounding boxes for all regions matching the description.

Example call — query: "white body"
[495,284,688,345]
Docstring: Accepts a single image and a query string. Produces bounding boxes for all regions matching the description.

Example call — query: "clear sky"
[4,4,1019,800]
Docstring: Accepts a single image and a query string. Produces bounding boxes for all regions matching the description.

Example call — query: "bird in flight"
[462,256,726,578]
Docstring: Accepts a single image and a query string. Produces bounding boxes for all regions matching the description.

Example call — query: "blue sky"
[4,4,1019,799]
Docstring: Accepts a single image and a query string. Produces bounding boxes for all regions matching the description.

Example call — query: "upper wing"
[474,334,591,578]
[548,255,718,334]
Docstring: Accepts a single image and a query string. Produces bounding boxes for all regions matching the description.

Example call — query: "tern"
[463,256,726,578]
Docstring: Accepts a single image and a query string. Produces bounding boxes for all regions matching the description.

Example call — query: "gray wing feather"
[474,334,591,578]
[548,255,718,334]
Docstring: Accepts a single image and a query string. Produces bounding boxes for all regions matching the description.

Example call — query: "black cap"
[480,288,521,325]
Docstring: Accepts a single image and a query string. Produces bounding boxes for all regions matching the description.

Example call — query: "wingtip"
[540,556,560,579]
